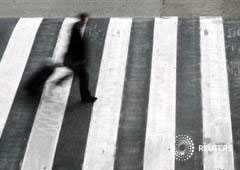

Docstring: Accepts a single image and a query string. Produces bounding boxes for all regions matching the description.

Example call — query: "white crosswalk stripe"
[200,17,234,170]
[21,18,77,170]
[82,18,132,170]
[0,18,42,138]
[144,17,177,170]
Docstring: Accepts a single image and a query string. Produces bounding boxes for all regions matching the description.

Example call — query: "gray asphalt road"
[1,0,240,17]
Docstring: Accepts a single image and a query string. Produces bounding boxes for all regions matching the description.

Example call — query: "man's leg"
[76,68,97,102]
[55,72,73,85]
[25,65,54,93]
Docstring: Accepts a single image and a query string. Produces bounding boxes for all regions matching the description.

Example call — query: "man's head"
[77,12,89,25]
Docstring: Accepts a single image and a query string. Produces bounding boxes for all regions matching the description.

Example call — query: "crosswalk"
[0,17,240,170]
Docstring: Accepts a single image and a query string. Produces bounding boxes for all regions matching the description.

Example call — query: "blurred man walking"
[25,13,97,103]
[56,13,97,103]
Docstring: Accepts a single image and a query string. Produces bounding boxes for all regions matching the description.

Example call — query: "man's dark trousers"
[56,62,92,100]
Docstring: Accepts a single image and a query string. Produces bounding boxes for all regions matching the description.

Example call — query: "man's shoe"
[82,96,97,103]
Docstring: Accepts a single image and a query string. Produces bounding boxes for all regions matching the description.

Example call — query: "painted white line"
[0,18,42,138]
[82,18,132,170]
[20,18,79,170]
[143,17,177,170]
[200,17,235,170]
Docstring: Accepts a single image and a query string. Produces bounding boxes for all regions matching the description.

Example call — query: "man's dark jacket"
[64,22,88,67]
